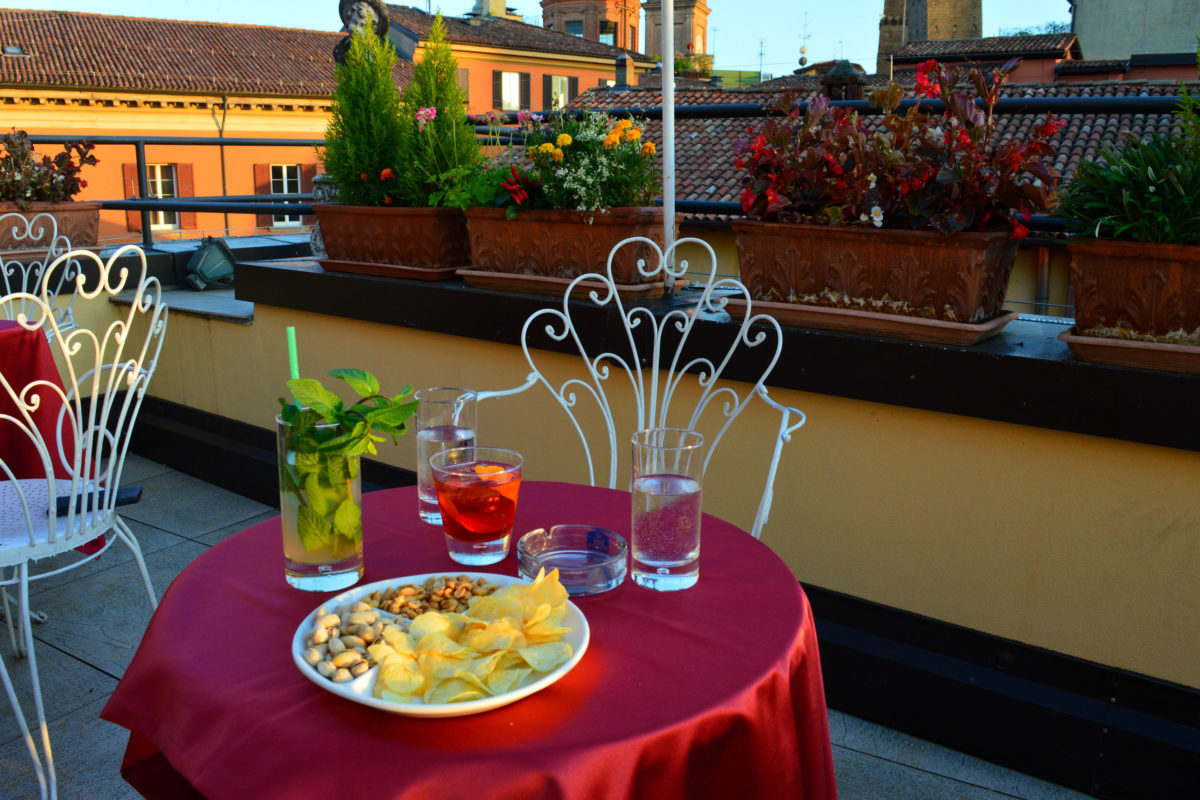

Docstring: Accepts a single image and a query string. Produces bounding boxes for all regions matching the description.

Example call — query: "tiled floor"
[0,455,1096,800]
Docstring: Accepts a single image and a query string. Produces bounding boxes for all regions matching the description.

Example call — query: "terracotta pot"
[1068,238,1200,339]
[464,207,677,285]
[0,201,101,250]
[733,220,1019,323]
[313,204,471,269]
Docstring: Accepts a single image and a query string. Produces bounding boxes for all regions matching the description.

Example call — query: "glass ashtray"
[517,525,628,596]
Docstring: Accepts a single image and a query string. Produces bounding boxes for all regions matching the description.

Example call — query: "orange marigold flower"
[552,148,564,161]
[626,127,642,141]
[380,167,396,181]
[360,172,368,181]
[642,142,656,156]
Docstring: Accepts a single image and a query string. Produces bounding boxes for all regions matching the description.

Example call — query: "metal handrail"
[24,91,1189,248]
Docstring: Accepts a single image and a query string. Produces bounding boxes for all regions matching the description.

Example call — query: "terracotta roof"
[573,80,1196,206]
[751,71,910,93]
[386,4,648,63]
[0,8,412,97]
[893,34,1080,62]
[1055,59,1129,75]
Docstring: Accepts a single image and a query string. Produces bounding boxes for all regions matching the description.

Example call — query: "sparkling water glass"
[630,428,704,591]
[415,387,477,525]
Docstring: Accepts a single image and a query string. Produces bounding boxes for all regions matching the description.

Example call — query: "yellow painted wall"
[69,292,1200,690]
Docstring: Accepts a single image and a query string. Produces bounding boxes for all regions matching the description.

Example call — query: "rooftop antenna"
[798,12,810,68]
[758,38,764,77]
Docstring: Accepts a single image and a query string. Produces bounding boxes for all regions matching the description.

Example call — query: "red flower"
[380,168,396,181]
[359,172,368,181]
[915,60,941,99]
[1010,218,1029,239]
[740,186,755,213]
[383,196,393,205]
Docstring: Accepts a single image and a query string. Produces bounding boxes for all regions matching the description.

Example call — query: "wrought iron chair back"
[0,244,165,800]
[1,212,83,337]
[480,236,804,539]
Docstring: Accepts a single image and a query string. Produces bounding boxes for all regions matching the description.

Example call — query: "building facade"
[641,0,710,62]
[1071,0,1200,60]
[540,0,641,52]
[877,0,982,74]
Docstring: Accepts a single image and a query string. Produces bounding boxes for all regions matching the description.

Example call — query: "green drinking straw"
[286,326,299,381]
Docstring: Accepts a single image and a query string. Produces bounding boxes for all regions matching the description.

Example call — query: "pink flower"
[415,107,437,131]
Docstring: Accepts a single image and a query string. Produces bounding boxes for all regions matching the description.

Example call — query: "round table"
[103,482,838,800]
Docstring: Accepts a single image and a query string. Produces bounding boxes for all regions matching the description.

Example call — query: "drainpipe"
[214,95,230,234]
[662,0,675,294]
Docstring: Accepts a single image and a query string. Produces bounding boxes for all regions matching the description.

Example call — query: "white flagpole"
[662,0,676,293]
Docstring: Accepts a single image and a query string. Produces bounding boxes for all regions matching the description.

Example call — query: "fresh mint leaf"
[287,379,342,419]
[326,455,348,487]
[330,368,379,398]
[305,473,333,517]
[334,498,362,541]
[297,505,333,552]
[366,403,416,430]
[295,451,323,476]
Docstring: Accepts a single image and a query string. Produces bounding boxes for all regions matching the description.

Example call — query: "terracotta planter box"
[463,207,677,286]
[1068,238,1200,339]
[0,201,101,250]
[313,204,471,271]
[733,220,1019,324]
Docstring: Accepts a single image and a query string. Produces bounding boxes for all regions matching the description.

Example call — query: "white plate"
[291,572,590,718]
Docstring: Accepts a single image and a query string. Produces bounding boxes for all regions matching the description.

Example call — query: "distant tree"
[998,20,1072,36]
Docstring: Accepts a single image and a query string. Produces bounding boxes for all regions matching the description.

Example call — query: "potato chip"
[409,611,455,640]
[518,641,573,673]
[368,569,574,705]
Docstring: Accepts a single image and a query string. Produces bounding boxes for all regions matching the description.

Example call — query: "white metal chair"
[1,212,84,338]
[480,236,805,539]
[0,245,166,800]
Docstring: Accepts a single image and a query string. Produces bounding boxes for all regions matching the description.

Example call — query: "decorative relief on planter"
[734,220,1018,323]
[0,201,101,251]
[464,207,676,286]
[313,204,471,269]
[1068,239,1200,343]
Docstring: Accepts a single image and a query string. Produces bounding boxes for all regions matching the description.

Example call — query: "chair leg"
[1,563,54,799]
[113,516,157,610]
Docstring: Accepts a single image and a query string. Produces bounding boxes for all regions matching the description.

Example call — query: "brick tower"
[640,1,711,61]
[541,1,642,52]
[876,0,982,74]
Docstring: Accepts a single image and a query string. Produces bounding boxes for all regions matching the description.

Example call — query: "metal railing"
[28,91,1188,256]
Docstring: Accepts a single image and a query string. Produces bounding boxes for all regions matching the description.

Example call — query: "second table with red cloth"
[0,319,69,479]
[102,481,838,800]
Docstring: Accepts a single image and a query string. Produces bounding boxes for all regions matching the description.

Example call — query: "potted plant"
[731,58,1061,344]
[460,110,673,298]
[0,129,101,250]
[314,13,480,278]
[1055,72,1200,373]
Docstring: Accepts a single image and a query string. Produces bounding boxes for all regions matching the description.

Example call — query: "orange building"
[0,5,652,245]
[386,5,652,114]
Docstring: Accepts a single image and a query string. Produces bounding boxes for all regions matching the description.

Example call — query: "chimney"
[614,54,629,89]
[819,59,866,101]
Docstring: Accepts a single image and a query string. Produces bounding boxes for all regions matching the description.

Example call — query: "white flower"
[870,205,883,228]
[926,126,945,147]
[859,212,868,222]
[867,172,877,189]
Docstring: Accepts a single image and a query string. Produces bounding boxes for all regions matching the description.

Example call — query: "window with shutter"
[519,72,530,111]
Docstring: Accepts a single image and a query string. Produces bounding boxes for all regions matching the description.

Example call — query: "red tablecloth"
[102,482,838,800]
[0,319,68,480]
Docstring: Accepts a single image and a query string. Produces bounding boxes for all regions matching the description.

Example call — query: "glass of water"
[414,387,477,525]
[630,428,704,591]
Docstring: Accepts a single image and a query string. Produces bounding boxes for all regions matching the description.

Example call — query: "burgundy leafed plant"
[0,129,98,210]
[734,58,1062,238]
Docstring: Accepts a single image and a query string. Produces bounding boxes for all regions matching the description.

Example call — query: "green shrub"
[399,13,481,206]
[1057,90,1200,245]
[318,28,409,206]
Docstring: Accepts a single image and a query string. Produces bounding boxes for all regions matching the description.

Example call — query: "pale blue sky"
[3,1,1072,75]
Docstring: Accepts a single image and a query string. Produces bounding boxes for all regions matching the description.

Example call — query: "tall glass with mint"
[277,369,416,591]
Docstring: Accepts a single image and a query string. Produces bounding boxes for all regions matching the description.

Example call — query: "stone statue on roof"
[333,0,390,64]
